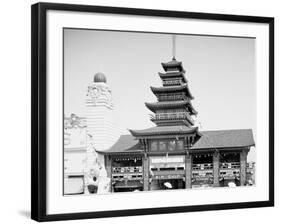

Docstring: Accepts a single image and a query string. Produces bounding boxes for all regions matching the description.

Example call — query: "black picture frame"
[31,2,274,222]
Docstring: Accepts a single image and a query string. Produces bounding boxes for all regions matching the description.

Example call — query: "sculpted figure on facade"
[86,73,114,109]
[84,135,110,194]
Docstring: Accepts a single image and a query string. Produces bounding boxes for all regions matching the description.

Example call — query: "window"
[150,141,158,151]
[167,140,176,151]
[177,140,184,150]
[64,176,84,195]
[159,141,166,151]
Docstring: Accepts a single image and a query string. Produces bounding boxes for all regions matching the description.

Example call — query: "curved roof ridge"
[130,125,199,137]
[150,84,194,99]
[145,100,197,115]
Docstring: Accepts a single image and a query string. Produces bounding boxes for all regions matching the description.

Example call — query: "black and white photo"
[31,3,274,221]
[63,29,256,195]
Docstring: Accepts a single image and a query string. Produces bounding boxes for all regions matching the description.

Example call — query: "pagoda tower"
[130,57,200,139]
[129,57,201,190]
[146,57,197,127]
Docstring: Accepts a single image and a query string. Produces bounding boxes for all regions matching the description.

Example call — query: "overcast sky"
[64,29,256,161]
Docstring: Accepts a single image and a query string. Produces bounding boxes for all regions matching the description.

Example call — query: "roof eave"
[191,144,255,151]
[150,84,187,92]
[129,126,199,137]
[158,72,187,83]
[99,150,144,155]
[144,102,156,113]
[161,61,184,72]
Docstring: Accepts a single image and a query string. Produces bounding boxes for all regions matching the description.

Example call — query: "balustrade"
[112,166,143,173]
[162,79,183,86]
[158,94,187,101]
[192,163,213,170]
[151,112,193,122]
[220,162,240,169]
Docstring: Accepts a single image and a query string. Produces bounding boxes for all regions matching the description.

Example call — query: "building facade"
[85,73,120,153]
[64,114,87,195]
[64,73,120,195]
[100,58,255,192]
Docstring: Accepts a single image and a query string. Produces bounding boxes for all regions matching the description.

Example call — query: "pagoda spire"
[172,35,176,60]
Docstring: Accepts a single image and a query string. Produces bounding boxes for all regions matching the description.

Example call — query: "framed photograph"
[31,2,274,222]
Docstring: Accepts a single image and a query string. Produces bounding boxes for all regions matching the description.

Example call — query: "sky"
[64,29,256,161]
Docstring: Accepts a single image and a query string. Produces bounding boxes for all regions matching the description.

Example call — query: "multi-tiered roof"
[130,57,201,140]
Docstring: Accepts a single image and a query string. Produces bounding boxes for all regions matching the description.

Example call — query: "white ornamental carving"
[87,83,113,108]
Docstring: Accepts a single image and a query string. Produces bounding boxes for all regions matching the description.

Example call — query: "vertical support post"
[191,135,195,146]
[104,155,112,192]
[187,137,190,148]
[142,139,150,191]
[184,137,192,189]
[143,153,149,191]
[240,149,248,186]
[213,150,220,187]
[185,152,192,188]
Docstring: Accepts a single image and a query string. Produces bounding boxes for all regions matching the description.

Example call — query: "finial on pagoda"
[172,35,176,60]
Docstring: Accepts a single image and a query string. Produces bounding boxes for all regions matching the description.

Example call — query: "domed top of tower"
[94,72,107,83]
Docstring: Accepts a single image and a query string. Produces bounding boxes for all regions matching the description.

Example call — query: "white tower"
[85,73,120,153]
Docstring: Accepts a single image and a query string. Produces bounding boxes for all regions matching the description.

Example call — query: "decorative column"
[240,149,248,186]
[184,137,192,189]
[142,139,150,191]
[213,150,220,187]
[143,153,149,191]
[104,155,112,192]
[185,152,192,188]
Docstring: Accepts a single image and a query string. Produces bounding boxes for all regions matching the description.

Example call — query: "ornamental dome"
[94,72,107,83]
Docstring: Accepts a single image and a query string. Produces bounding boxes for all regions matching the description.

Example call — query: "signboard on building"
[150,156,185,170]
[150,156,185,164]
[153,174,184,180]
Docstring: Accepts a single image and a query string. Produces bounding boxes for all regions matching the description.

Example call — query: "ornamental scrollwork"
[87,83,113,108]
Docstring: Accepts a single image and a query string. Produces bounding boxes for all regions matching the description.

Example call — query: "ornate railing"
[112,166,143,173]
[220,162,240,169]
[192,163,213,185]
[192,163,213,170]
[162,79,183,86]
[157,94,187,101]
[150,112,193,122]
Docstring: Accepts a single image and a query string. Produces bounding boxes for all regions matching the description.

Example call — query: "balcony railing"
[157,94,187,101]
[112,166,143,173]
[192,163,213,170]
[162,79,183,86]
[147,163,241,172]
[192,164,213,180]
[150,112,194,123]
[220,162,240,169]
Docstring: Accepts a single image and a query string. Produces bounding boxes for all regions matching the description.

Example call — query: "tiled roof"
[99,135,142,154]
[100,129,255,154]
[145,100,197,115]
[191,129,255,150]
[158,71,185,76]
[151,84,187,92]
[158,72,187,84]
[145,100,189,110]
[161,58,184,72]
[150,84,194,99]
[130,125,199,136]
